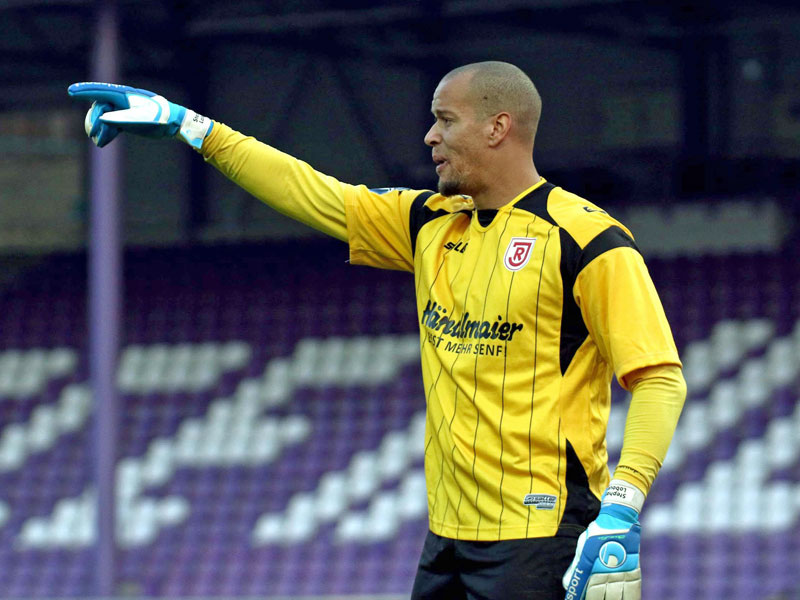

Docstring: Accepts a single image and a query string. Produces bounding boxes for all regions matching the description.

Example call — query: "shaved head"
[441,61,541,145]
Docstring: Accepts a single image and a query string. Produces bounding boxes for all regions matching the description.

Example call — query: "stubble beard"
[438,177,463,197]
[437,159,476,197]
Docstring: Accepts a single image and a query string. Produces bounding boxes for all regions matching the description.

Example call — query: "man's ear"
[487,112,511,147]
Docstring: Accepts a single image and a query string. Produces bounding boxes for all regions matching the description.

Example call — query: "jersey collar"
[470,178,549,232]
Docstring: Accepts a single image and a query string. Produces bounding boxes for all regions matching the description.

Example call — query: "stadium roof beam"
[185,0,637,37]
[181,1,734,59]
[0,0,90,8]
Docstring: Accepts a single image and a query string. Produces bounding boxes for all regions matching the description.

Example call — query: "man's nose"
[424,123,439,147]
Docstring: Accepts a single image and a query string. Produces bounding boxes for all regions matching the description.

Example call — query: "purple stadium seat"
[0,240,797,598]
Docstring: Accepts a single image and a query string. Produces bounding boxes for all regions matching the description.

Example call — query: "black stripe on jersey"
[468,209,514,538]
[559,226,641,375]
[577,225,640,273]
[409,191,437,257]
[559,230,588,376]
[497,213,536,539]
[428,233,472,521]
[409,191,472,258]
[525,224,556,537]
[511,182,556,224]
[557,440,600,536]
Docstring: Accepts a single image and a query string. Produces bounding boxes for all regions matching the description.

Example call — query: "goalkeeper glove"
[562,479,644,600]
[67,82,213,149]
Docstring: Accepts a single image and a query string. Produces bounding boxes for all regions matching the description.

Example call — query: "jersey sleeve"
[200,122,433,272]
[200,121,349,241]
[572,228,682,389]
[613,364,686,493]
[345,187,434,273]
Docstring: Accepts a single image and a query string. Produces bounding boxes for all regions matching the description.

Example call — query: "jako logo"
[443,240,468,254]
[503,237,537,271]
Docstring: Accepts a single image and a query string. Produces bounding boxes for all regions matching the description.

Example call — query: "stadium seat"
[0,241,797,598]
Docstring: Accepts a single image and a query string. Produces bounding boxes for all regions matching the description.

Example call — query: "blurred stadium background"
[1,0,799,599]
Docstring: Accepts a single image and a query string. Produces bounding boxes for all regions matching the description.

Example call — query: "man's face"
[424,73,489,197]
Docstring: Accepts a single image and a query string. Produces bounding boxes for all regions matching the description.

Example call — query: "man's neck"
[471,167,541,211]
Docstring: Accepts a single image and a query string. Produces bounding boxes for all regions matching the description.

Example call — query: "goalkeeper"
[70,62,685,600]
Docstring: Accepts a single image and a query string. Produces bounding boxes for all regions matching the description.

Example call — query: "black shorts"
[410,530,579,600]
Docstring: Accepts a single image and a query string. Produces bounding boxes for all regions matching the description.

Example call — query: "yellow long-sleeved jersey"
[201,122,685,541]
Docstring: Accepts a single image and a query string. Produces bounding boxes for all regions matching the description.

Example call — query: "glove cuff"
[177,109,213,150]
[602,479,645,513]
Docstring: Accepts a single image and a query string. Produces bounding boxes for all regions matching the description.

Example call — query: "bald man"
[70,61,685,600]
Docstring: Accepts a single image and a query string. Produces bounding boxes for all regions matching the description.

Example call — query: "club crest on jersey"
[503,237,537,271]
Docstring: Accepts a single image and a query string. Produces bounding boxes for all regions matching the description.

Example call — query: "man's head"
[424,61,542,198]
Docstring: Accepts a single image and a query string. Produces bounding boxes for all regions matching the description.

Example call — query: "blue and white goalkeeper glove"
[67,82,213,149]
[562,479,644,600]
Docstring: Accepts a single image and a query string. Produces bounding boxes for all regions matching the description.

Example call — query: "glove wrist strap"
[177,110,213,150]
[602,479,645,513]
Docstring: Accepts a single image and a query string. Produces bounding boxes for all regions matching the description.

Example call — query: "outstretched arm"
[68,82,349,241]
[199,121,349,241]
[69,81,440,270]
